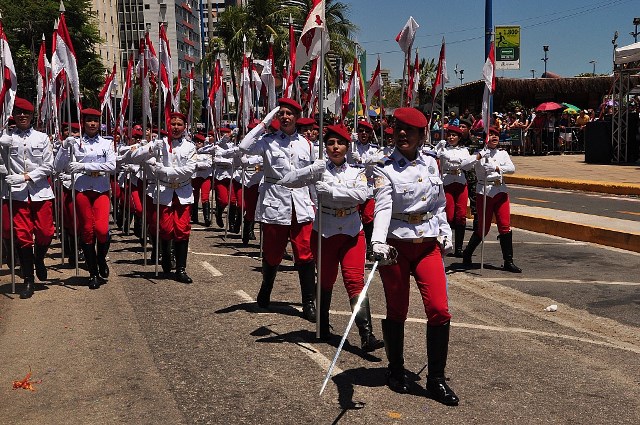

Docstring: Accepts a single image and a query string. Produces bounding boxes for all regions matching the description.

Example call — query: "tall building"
[91,0,122,96]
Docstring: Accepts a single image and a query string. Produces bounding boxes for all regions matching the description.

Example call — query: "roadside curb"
[505,175,640,196]
[510,212,640,253]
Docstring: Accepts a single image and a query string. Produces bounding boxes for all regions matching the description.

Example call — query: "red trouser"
[214,178,236,208]
[130,183,143,216]
[262,216,313,266]
[444,182,469,226]
[2,199,55,248]
[475,192,511,237]
[379,239,451,325]
[75,190,110,244]
[311,230,365,299]
[192,176,212,204]
[148,193,191,241]
[232,181,259,222]
[62,188,77,234]
[358,198,375,224]
[110,177,121,201]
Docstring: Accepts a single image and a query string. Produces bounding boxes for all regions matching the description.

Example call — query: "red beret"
[325,124,351,142]
[313,123,319,129]
[194,133,206,142]
[269,119,281,132]
[248,119,261,130]
[446,125,463,135]
[81,108,101,118]
[170,112,187,122]
[160,129,169,137]
[488,127,500,136]
[13,97,34,113]
[219,127,232,134]
[296,117,315,127]
[384,127,394,135]
[70,122,80,130]
[278,97,302,113]
[393,107,427,128]
[357,120,373,131]
[132,129,143,137]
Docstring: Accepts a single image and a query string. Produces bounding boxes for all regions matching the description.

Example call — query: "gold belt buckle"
[90,172,100,177]
[335,208,347,218]
[255,165,262,172]
[407,213,422,224]
[170,182,179,189]
[412,238,424,244]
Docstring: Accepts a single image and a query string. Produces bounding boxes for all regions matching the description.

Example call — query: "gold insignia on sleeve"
[359,173,367,182]
[374,176,386,188]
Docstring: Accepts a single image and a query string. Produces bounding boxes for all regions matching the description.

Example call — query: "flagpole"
[400,49,408,107]
[353,43,358,135]
[315,32,326,340]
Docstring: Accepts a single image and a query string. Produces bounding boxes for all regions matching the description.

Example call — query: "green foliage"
[505,99,523,112]
[0,0,104,104]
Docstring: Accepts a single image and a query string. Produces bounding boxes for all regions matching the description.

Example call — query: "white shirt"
[54,133,116,193]
[3,127,54,201]
[193,153,213,179]
[435,141,475,186]
[233,153,264,188]
[473,147,515,197]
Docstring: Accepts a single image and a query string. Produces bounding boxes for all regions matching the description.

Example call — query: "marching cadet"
[0,97,55,299]
[306,123,383,351]
[212,127,237,229]
[239,98,323,322]
[297,117,320,158]
[348,120,381,256]
[462,127,522,273]
[371,107,459,405]
[435,125,475,257]
[129,112,197,283]
[54,108,116,289]
[191,132,213,227]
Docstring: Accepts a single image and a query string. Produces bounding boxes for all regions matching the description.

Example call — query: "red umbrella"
[535,102,564,111]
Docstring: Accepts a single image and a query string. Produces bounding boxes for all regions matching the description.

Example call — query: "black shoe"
[242,220,253,246]
[215,204,224,228]
[202,202,212,227]
[298,262,316,322]
[174,240,192,283]
[498,231,522,273]
[350,295,384,352]
[19,279,35,299]
[97,237,111,279]
[88,276,100,290]
[387,368,409,394]
[160,239,173,273]
[382,319,407,393]
[191,204,199,224]
[175,269,193,284]
[302,301,317,322]
[34,245,49,281]
[257,260,278,308]
[426,377,459,406]
[462,232,482,266]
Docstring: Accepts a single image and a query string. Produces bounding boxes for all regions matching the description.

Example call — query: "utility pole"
[541,45,549,76]
[530,69,535,79]
[632,18,640,42]
[459,69,464,85]
[589,60,597,76]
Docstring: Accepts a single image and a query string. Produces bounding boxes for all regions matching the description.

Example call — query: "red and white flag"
[251,61,262,105]
[395,16,419,54]
[51,12,80,113]
[260,43,276,111]
[186,67,194,129]
[37,35,50,126]
[210,59,224,128]
[366,57,382,114]
[408,52,420,107]
[159,24,173,131]
[0,21,16,128]
[119,53,133,136]
[341,58,366,121]
[284,16,297,98]
[295,0,329,73]
[430,37,448,100]
[306,58,321,117]
[240,54,252,130]
[98,63,116,117]
[173,69,182,111]
[481,42,496,139]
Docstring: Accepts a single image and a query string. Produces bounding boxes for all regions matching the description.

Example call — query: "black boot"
[241,220,253,246]
[454,224,466,258]
[297,261,316,322]
[426,322,459,406]
[363,222,374,260]
[174,240,192,283]
[462,232,482,266]
[233,207,242,234]
[498,231,522,273]
[381,319,408,393]
[191,203,199,224]
[96,235,111,279]
[19,247,35,299]
[215,204,224,228]
[318,289,332,341]
[350,295,384,352]
[202,202,211,227]
[82,243,100,290]
[228,205,238,233]
[160,239,173,273]
[34,244,49,282]
[133,215,142,238]
[257,260,278,308]
[65,233,83,267]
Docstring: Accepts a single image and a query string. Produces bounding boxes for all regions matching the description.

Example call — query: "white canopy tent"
[614,42,640,65]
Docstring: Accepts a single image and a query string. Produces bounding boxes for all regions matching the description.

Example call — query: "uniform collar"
[327,160,347,173]
[390,149,424,169]
[15,127,32,137]
[83,133,100,143]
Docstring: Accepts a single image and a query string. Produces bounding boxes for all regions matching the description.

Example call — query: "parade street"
[1,217,638,424]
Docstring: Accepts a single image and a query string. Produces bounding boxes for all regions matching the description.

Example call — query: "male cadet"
[459,117,479,229]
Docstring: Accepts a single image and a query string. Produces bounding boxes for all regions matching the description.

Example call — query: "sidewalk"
[503,154,640,252]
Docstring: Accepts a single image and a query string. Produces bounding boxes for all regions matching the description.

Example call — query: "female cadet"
[191,132,213,227]
[54,108,116,289]
[435,125,475,257]
[462,127,522,273]
[371,107,459,406]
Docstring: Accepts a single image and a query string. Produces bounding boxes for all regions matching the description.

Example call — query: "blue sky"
[345,0,638,83]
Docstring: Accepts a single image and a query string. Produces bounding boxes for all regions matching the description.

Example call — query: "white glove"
[483,159,497,174]
[309,159,326,175]
[220,134,231,144]
[152,139,166,154]
[350,150,362,163]
[231,128,239,137]
[221,146,239,158]
[240,156,250,166]
[5,173,24,185]
[314,181,333,196]
[62,136,76,149]
[371,242,391,261]
[155,165,168,179]
[262,106,280,128]
[146,157,157,167]
[0,164,7,175]
[437,235,453,256]
[0,132,12,147]
[68,162,85,174]
[351,132,358,142]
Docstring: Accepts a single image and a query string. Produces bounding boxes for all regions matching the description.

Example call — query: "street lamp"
[589,60,597,76]
[612,31,619,70]
[632,17,640,43]
[541,45,549,77]
[530,69,535,79]
[459,69,464,85]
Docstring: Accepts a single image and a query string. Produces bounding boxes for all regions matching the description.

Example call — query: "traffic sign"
[495,26,520,70]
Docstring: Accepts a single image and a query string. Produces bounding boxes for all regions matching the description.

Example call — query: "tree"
[0,0,104,106]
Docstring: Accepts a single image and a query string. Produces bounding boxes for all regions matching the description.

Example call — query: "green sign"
[495,26,520,70]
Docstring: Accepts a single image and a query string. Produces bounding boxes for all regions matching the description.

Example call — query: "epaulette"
[369,143,379,149]
[376,156,393,167]
[422,150,437,159]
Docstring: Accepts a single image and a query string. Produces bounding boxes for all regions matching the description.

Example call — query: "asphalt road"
[1,220,638,424]
[509,185,640,222]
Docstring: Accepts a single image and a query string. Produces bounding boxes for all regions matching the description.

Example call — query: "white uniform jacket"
[193,153,213,179]
[473,148,515,197]
[213,140,235,180]
[314,161,368,238]
[117,144,141,186]
[239,127,316,225]
[128,137,197,206]
[54,134,116,193]
[372,149,451,243]
[233,153,264,188]
[435,141,475,186]
[3,127,54,201]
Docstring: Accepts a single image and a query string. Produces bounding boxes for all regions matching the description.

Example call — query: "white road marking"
[234,290,343,379]
[487,277,640,286]
[190,250,256,259]
[201,261,223,277]
[511,185,640,202]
